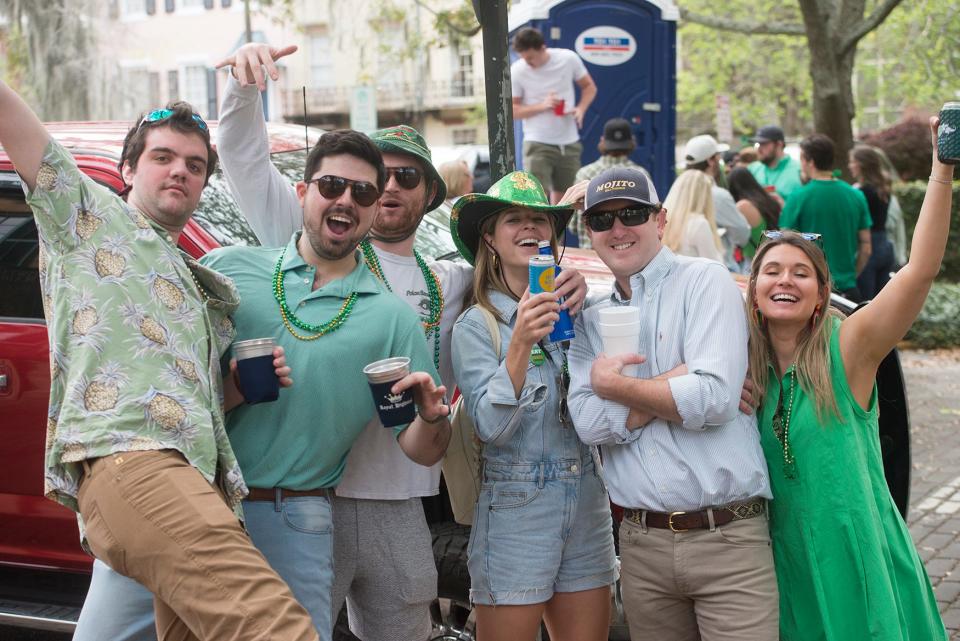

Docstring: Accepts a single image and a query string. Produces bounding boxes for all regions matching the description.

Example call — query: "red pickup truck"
[0,122,913,641]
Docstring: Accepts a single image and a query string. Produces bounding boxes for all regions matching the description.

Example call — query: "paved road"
[4,348,960,641]
[900,348,960,640]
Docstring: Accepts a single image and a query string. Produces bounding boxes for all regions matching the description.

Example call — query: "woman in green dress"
[745,116,953,640]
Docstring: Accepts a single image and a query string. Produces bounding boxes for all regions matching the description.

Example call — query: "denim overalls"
[451,290,616,605]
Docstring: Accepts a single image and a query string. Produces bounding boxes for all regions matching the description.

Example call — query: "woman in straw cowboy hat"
[745,116,952,640]
[449,171,615,641]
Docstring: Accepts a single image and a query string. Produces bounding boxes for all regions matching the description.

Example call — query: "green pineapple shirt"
[25,139,246,517]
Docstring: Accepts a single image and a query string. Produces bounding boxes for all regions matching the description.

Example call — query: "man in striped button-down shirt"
[567,166,778,641]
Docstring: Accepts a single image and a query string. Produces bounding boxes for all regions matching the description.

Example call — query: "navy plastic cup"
[233,338,279,404]
[363,357,416,428]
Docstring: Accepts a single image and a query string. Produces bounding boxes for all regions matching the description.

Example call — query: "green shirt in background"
[748,155,803,201]
[778,179,872,291]
[201,234,439,491]
[26,140,244,515]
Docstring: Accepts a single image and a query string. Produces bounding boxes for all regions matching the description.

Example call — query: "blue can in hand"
[534,242,576,342]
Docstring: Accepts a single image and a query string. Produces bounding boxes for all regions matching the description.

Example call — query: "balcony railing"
[282,76,486,116]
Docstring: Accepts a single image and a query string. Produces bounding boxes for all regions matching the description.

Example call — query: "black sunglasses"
[584,206,659,232]
[385,166,423,190]
[306,175,380,207]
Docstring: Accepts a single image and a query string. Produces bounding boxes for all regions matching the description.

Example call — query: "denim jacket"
[451,290,594,473]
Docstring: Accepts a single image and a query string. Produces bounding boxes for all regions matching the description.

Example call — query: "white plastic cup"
[598,307,641,377]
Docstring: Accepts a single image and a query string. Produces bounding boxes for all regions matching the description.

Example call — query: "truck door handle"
[0,374,6,389]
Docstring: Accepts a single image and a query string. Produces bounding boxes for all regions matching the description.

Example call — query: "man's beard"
[370,197,427,243]
[303,206,364,261]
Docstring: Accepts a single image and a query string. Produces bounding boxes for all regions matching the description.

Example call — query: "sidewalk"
[901,348,960,639]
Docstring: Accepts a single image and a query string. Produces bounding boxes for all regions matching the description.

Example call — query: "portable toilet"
[508,0,678,202]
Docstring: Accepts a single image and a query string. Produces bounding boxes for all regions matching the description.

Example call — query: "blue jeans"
[243,495,334,640]
[73,559,156,641]
[73,495,333,641]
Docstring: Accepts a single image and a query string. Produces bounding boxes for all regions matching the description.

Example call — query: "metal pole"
[474,0,515,182]
[244,0,253,44]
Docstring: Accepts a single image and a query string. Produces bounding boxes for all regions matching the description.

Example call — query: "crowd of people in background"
[1,20,955,641]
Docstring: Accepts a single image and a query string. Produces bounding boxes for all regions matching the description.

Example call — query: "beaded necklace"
[771,369,797,478]
[272,245,358,341]
[360,239,443,370]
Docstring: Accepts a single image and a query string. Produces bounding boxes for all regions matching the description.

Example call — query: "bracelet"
[929,175,953,185]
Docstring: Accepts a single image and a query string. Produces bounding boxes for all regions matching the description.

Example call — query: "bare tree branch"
[411,0,481,37]
[678,7,806,36]
[840,0,905,55]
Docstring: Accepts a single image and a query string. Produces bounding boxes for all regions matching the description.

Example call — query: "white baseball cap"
[684,135,729,164]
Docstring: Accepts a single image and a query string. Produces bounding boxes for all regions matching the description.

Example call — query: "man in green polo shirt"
[748,124,803,202]
[779,133,873,301]
[0,79,320,639]
[200,128,451,640]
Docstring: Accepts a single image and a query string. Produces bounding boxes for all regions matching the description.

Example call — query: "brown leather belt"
[246,487,332,502]
[622,498,766,532]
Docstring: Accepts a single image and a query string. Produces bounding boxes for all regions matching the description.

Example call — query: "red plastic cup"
[764,185,777,193]
[553,99,565,116]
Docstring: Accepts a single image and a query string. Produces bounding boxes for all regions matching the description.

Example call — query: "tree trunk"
[798,0,861,178]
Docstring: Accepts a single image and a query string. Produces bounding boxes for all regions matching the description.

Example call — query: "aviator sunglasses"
[137,108,208,131]
[306,175,381,207]
[584,205,660,232]
[763,230,824,249]
[385,166,424,190]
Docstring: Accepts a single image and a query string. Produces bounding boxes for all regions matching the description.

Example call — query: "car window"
[0,189,43,320]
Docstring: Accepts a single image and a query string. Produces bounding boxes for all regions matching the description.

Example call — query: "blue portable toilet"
[508,0,678,203]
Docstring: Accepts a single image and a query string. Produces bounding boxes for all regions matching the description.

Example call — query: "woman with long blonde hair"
[744,117,952,640]
[449,171,615,641]
[662,169,724,263]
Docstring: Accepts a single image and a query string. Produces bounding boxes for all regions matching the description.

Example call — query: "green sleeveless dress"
[759,317,946,641]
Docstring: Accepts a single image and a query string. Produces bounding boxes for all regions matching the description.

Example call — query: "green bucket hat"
[450,171,574,265]
[369,124,447,212]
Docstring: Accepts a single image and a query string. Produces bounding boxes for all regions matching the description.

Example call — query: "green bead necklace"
[771,369,797,479]
[360,239,443,371]
[273,245,358,341]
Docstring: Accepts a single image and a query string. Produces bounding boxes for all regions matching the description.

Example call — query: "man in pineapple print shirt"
[0,79,320,640]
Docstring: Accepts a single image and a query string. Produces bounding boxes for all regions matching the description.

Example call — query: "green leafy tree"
[678,0,906,176]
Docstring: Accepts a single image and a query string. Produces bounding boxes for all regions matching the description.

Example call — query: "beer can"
[937,102,960,165]
[529,255,555,294]
[536,242,576,342]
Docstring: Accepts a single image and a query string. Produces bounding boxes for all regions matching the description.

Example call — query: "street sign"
[715,94,733,144]
[350,86,378,134]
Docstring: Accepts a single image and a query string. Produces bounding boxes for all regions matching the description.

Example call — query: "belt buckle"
[668,511,687,532]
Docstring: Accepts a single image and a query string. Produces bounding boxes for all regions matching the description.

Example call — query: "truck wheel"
[430,521,474,640]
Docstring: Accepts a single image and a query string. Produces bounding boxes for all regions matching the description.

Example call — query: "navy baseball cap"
[584,166,660,215]
[751,125,785,143]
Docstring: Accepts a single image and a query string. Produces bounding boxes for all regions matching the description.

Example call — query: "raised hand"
[554,267,587,314]
[215,43,298,91]
[513,289,561,349]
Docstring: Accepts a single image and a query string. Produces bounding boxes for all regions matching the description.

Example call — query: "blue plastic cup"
[363,357,416,428]
[233,338,279,404]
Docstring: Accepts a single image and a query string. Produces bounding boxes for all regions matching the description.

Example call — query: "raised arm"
[841,116,955,401]
[0,81,52,190]
[214,43,302,246]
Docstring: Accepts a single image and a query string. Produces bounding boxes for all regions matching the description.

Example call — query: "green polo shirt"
[201,234,439,490]
[778,179,872,291]
[748,155,803,200]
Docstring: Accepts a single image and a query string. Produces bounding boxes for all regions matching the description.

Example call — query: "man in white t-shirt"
[512,27,597,204]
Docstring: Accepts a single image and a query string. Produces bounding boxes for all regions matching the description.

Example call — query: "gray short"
[331,495,437,641]
[522,140,583,193]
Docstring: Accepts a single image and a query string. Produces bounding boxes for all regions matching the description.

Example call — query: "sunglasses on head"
[138,108,208,132]
[306,175,381,207]
[385,166,423,190]
[584,205,660,232]
[763,230,824,248]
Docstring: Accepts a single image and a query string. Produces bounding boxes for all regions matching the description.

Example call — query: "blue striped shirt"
[567,247,772,511]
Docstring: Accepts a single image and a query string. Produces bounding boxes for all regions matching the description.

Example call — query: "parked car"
[0,122,912,641]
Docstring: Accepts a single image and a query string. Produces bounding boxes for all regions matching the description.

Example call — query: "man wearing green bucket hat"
[213,43,590,641]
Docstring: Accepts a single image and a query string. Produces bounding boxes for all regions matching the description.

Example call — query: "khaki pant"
[618,514,779,641]
[77,450,318,641]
